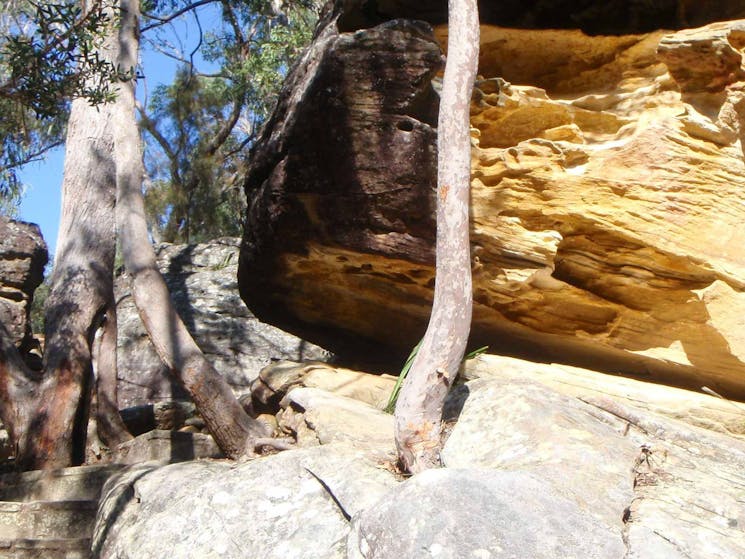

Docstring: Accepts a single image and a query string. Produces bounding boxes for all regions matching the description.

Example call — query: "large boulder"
[0,217,47,351]
[91,444,398,559]
[93,355,745,558]
[240,3,745,398]
[115,238,331,407]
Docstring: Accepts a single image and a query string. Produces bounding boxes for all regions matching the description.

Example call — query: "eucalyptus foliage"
[0,0,320,237]
[0,0,118,194]
[140,0,320,243]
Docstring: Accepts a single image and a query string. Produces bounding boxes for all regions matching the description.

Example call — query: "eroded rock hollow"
[240,1,745,398]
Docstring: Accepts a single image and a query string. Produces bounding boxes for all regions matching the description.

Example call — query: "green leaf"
[385,344,489,414]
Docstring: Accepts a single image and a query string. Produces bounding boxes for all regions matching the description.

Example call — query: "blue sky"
[17,4,219,258]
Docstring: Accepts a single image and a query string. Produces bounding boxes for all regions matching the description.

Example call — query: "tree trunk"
[92,305,132,448]
[394,0,479,474]
[6,0,134,470]
[0,321,39,457]
[14,1,122,466]
[112,0,269,459]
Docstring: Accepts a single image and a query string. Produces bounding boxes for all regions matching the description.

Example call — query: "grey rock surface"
[115,237,332,407]
[441,377,745,559]
[0,217,47,350]
[110,430,223,465]
[88,359,745,559]
[349,468,627,559]
[441,378,637,531]
[92,444,397,559]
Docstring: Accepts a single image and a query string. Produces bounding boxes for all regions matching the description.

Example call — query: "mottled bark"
[0,321,38,455]
[113,0,268,459]
[394,0,479,473]
[15,4,120,466]
[3,0,133,470]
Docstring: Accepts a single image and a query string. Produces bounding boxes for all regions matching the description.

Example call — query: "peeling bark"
[394,0,479,473]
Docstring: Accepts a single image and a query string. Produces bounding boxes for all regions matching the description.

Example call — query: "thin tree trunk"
[394,0,479,474]
[92,305,132,447]
[112,0,269,459]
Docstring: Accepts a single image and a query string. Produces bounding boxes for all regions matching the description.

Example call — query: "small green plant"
[385,342,488,414]
[211,251,234,271]
[29,274,51,335]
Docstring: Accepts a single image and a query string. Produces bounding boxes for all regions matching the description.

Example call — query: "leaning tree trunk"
[112,0,269,459]
[394,0,479,474]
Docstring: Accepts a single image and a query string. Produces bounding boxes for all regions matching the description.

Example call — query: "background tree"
[0,0,317,469]
[0,0,117,194]
[394,0,479,474]
[139,0,318,242]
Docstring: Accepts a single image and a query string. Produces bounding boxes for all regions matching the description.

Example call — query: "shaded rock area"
[0,217,47,352]
[336,0,745,35]
[115,237,332,407]
[238,8,442,365]
[91,354,745,558]
[240,1,745,398]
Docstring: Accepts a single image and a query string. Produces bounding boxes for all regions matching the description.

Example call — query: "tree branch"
[0,140,64,173]
[137,103,176,162]
[204,90,244,156]
[140,0,219,33]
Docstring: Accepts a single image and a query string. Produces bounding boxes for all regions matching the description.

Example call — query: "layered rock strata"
[0,217,47,352]
[240,5,745,398]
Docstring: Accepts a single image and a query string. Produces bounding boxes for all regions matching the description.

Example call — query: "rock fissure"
[303,467,352,522]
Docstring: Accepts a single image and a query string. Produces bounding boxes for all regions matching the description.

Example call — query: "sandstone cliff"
[240,1,745,399]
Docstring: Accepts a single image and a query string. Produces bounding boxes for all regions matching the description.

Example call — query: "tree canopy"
[140,0,319,242]
[0,0,319,238]
[0,0,117,196]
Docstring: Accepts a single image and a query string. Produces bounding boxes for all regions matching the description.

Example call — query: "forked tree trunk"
[6,0,131,470]
[15,12,120,467]
[394,0,479,474]
[112,0,269,459]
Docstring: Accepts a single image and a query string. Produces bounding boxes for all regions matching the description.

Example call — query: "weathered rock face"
[240,3,745,398]
[93,355,745,558]
[239,9,441,363]
[116,238,331,407]
[92,444,397,559]
[0,217,47,351]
